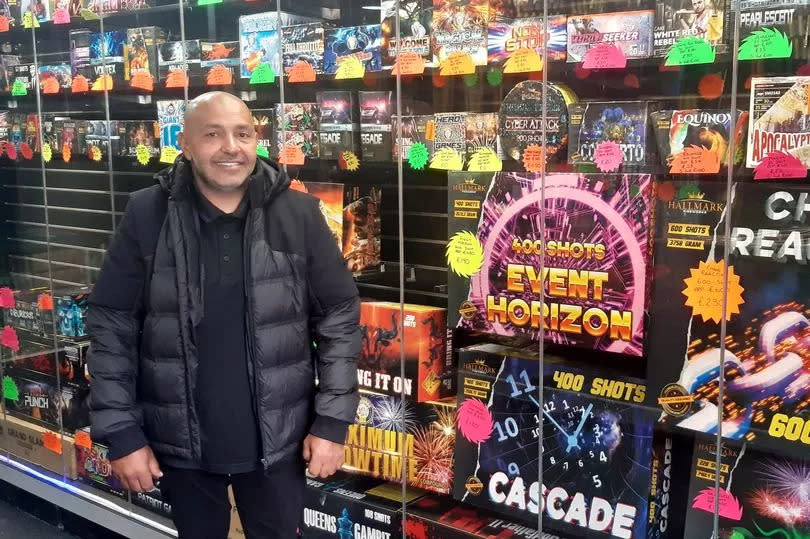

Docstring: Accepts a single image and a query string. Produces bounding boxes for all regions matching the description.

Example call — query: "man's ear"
[178,131,189,158]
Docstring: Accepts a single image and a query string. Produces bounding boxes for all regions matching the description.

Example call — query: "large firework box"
[447,172,654,358]
[453,343,656,538]
[568,101,653,168]
[200,41,240,85]
[3,370,89,432]
[118,120,160,158]
[6,336,89,389]
[683,440,810,538]
[316,91,359,160]
[3,414,76,478]
[238,11,316,79]
[281,22,326,75]
[126,27,166,81]
[300,472,408,538]
[739,1,810,55]
[653,0,731,57]
[650,109,748,169]
[343,184,382,274]
[89,30,127,86]
[646,430,694,539]
[3,288,55,339]
[646,180,810,460]
[157,40,202,84]
[343,392,456,495]
[358,301,452,402]
[747,76,810,169]
[431,0,488,66]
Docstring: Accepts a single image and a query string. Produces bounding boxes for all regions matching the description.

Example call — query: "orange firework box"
[358,301,453,402]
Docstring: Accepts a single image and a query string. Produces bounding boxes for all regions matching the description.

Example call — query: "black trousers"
[158,463,305,539]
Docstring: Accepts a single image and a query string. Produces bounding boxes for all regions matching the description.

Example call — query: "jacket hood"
[154,155,291,207]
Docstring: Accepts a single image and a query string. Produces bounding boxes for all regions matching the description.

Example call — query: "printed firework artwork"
[432,0,489,65]
[566,10,655,63]
[487,15,567,64]
[343,392,456,494]
[568,101,650,167]
[343,185,381,273]
[651,108,748,168]
[747,76,810,168]
[323,25,383,74]
[447,172,653,357]
[653,0,729,57]
[380,0,433,65]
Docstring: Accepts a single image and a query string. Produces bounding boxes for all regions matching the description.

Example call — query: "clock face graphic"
[455,356,653,537]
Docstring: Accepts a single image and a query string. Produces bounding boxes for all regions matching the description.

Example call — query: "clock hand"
[565,403,594,453]
[542,409,571,438]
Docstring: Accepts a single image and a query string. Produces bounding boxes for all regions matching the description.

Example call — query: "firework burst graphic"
[432,406,457,437]
[413,425,454,490]
[372,397,418,432]
[749,487,810,527]
[758,459,810,506]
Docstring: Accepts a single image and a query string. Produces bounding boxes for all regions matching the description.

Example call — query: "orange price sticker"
[62,143,71,163]
[74,431,92,449]
[206,65,233,86]
[41,77,60,95]
[392,52,425,76]
[522,144,545,173]
[682,259,744,324]
[439,52,475,76]
[288,61,316,83]
[165,70,189,88]
[91,74,113,92]
[130,72,154,92]
[37,293,53,310]
[42,431,62,455]
[279,144,305,166]
[0,16,9,32]
[669,145,721,174]
[71,75,89,94]
[425,120,436,142]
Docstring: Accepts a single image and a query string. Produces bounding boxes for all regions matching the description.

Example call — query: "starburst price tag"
[522,144,545,173]
[682,259,744,324]
[3,375,19,402]
[136,144,151,165]
[446,231,483,278]
[486,67,503,87]
[88,145,102,161]
[754,151,806,180]
[503,48,542,74]
[256,145,269,158]
[335,56,365,80]
[407,142,429,170]
[249,63,275,84]
[42,142,52,163]
[74,431,92,449]
[0,16,9,32]
[79,8,99,20]
[11,80,27,97]
[457,398,493,444]
[22,12,39,28]
[1,326,19,352]
[160,146,180,164]
[738,28,793,60]
[4,142,16,160]
[130,72,154,92]
[38,293,53,310]
[0,287,14,308]
[62,143,71,162]
[206,65,233,86]
[593,141,623,172]
[669,145,720,174]
[665,37,716,66]
[19,143,33,160]
[582,43,627,70]
[279,144,305,166]
[52,7,70,24]
[165,70,189,88]
[429,148,463,170]
[339,151,359,171]
[288,61,316,83]
[467,147,501,172]
[42,77,60,94]
[71,75,89,93]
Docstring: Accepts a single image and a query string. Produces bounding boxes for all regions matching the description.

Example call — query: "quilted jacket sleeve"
[87,197,148,460]
[306,198,361,445]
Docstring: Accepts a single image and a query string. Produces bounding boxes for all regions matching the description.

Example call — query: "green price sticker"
[3,375,18,402]
[486,67,503,87]
[407,142,429,171]
[738,28,793,60]
[11,80,26,96]
[198,0,223,5]
[463,73,478,88]
[256,145,269,158]
[665,36,716,66]
[250,64,275,85]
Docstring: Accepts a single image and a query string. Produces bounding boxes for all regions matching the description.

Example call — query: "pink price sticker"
[754,150,807,180]
[594,141,624,172]
[691,487,743,521]
[456,398,494,444]
[582,43,627,70]
[52,8,70,24]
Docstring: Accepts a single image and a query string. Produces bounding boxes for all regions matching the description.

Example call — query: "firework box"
[447,172,654,357]
[343,392,456,494]
[38,64,72,91]
[358,302,451,402]
[568,101,651,168]
[24,113,39,153]
[282,23,325,75]
[488,15,567,65]
[7,337,89,389]
[499,81,577,164]
[50,0,84,17]
[683,441,810,538]
[41,116,57,152]
[8,112,22,155]
[90,31,127,86]
[12,63,37,92]
[465,113,498,161]
[275,102,320,132]
[433,113,467,156]
[654,0,730,57]
[452,343,654,536]
[158,40,201,84]
[158,99,185,153]
[739,0,810,47]
[646,180,810,460]
[3,288,54,339]
[3,371,89,432]
[0,112,7,152]
[392,115,434,162]
[74,429,125,497]
[651,109,748,169]
[317,91,358,160]
[84,120,120,159]
[119,120,160,158]
[239,11,315,79]
[300,473,405,538]
[19,0,50,23]
[343,184,382,274]
[0,56,19,93]
[432,0,489,66]
[200,41,239,84]
[747,76,810,168]
[380,0,433,67]
[275,130,320,159]
[251,108,276,158]
[646,430,694,539]
[359,91,392,162]
[69,30,93,81]
[3,415,76,478]
[567,10,655,63]
[288,180,344,251]
[55,288,89,340]
[126,27,166,81]
[84,0,118,15]
[56,119,83,156]
[324,25,383,74]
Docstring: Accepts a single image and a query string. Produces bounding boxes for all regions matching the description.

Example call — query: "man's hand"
[303,434,344,478]
[111,446,163,493]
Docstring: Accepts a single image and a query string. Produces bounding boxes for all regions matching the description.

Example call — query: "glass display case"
[0,0,809,537]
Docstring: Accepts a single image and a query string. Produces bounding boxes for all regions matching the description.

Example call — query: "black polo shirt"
[189,183,260,474]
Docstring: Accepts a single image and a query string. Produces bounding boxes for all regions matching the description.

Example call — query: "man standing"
[87,92,361,538]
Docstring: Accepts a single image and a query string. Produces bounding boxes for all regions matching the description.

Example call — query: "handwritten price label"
[130,71,154,92]
[335,56,365,80]
[206,65,233,86]
[52,8,70,24]
[682,259,744,323]
[754,151,806,180]
[41,77,60,95]
[669,145,720,174]
[136,144,151,165]
[392,52,425,76]
[593,141,624,172]
[165,70,189,88]
[439,52,475,76]
[74,431,92,450]
[582,44,627,70]
[288,61,316,83]
[159,146,180,164]
[522,144,545,173]
[503,48,542,74]
[0,16,9,32]
[467,147,501,171]
[430,148,463,170]
[279,144,305,166]
[71,75,89,93]
[91,74,114,92]
[42,143,52,163]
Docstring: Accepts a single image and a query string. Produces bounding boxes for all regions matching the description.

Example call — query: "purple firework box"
[447,172,654,358]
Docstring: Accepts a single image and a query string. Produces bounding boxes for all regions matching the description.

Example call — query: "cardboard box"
[4,414,77,478]
[317,91,358,160]
[359,91,392,162]
[358,302,451,402]
[126,26,166,81]
[200,41,239,86]
[4,371,90,432]
[343,185,381,274]
[89,30,127,86]
[3,288,54,339]
[69,30,93,81]
[288,181,344,252]
[118,120,160,158]
[7,337,89,389]
[281,23,325,75]
[158,40,201,84]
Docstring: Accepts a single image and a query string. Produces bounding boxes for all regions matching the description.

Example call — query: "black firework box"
[89,30,127,86]
[447,172,654,357]
[251,108,276,158]
[158,40,202,84]
[654,0,731,57]
[6,336,89,389]
[432,0,489,66]
[359,91,392,162]
[132,488,172,519]
[739,0,810,55]
[566,10,655,63]
[200,41,239,85]
[381,0,433,67]
[651,108,748,169]
[3,288,56,339]
[23,113,39,154]
[275,102,320,132]
[568,101,652,168]
[69,29,93,81]
[38,64,72,91]
[84,120,120,159]
[682,440,810,539]
[0,55,19,93]
[118,120,160,158]
[488,15,568,65]
[12,63,37,92]
[317,91,358,160]
[40,115,58,152]
[288,181,344,250]
[465,113,498,161]
[126,26,166,81]
[747,76,810,168]
[433,112,467,156]
[300,473,407,538]
[281,23,326,75]
[499,81,577,164]
[275,130,319,159]
[54,119,83,156]
[323,25,383,74]
[343,184,382,274]
[392,115,434,162]
[7,112,22,157]
[342,392,456,495]
[646,180,810,460]
[452,343,655,537]
[3,370,89,432]
[358,301,451,402]
[646,430,694,539]
[54,288,89,340]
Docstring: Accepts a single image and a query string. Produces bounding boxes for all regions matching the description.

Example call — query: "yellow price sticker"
[335,56,365,80]
[22,11,40,28]
[135,144,151,165]
[41,143,52,163]
[439,52,475,76]
[446,231,484,278]
[467,147,502,172]
[160,146,180,164]
[430,148,463,170]
[682,259,744,324]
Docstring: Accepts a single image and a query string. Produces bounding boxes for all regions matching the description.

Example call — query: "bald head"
[184,91,251,131]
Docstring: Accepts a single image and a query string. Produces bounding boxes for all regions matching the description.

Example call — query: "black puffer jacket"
[87,156,361,468]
